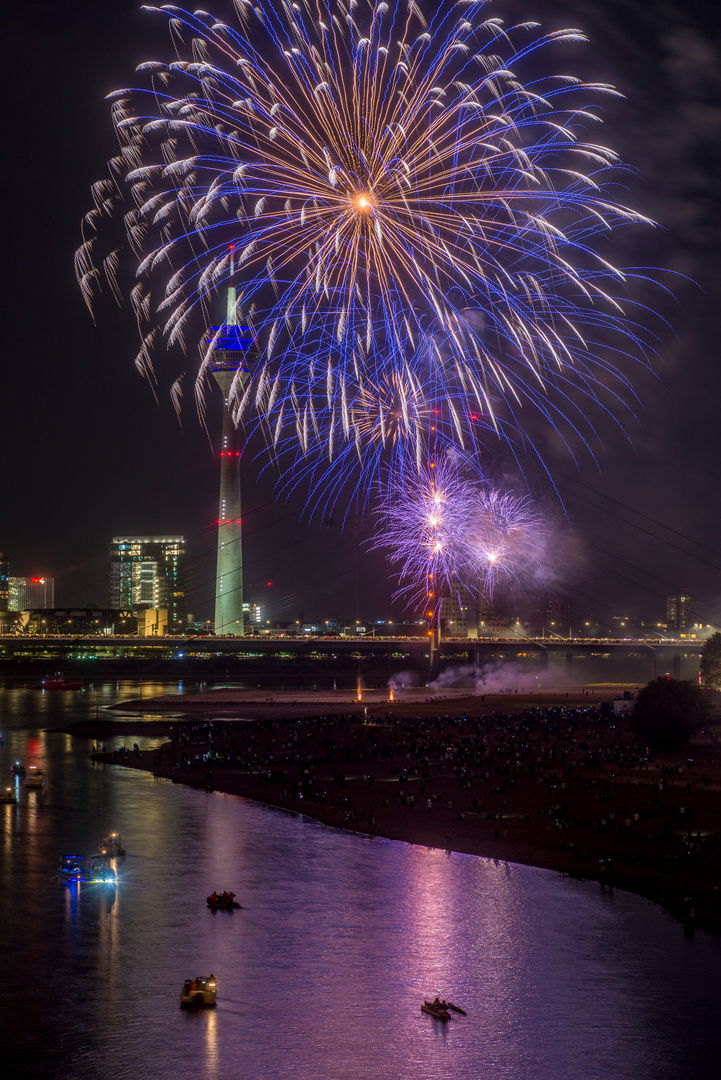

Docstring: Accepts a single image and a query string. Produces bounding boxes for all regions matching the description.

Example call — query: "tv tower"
[207,248,256,635]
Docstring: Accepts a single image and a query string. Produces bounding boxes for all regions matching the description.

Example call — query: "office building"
[242,601,262,626]
[439,594,468,637]
[666,594,694,632]
[8,576,55,611]
[0,553,8,609]
[109,536,186,631]
[24,608,137,636]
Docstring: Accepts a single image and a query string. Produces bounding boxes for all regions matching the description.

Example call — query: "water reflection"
[0,683,719,1080]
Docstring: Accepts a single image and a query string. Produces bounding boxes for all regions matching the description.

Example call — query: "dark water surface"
[1,682,719,1080]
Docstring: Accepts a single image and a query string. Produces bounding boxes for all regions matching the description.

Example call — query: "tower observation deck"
[206,252,257,635]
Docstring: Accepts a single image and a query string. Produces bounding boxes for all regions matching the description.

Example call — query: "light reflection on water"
[0,683,719,1080]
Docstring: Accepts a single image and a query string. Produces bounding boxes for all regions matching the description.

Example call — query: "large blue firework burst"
[77,0,657,504]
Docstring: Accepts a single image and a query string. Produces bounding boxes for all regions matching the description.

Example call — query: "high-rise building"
[109,536,186,630]
[206,250,257,635]
[242,601,262,626]
[0,553,8,609]
[439,594,468,636]
[667,594,694,632]
[8,576,55,610]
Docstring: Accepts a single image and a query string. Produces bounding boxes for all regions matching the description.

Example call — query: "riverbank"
[82,688,721,935]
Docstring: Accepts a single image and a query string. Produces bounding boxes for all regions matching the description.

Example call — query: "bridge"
[0,633,704,681]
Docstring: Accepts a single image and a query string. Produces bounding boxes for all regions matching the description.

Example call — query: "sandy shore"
[80,686,721,935]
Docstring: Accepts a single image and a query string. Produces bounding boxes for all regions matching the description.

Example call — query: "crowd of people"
[99,702,721,934]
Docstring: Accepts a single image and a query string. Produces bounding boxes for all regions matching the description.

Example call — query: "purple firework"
[373,459,541,614]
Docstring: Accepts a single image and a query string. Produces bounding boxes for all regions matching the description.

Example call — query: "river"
[1,680,719,1079]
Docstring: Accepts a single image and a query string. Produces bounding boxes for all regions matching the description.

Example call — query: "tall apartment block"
[109,536,186,631]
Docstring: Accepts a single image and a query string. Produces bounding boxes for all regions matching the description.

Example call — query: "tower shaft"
[213,370,246,634]
[209,264,256,636]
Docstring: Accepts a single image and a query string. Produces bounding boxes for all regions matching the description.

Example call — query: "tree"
[700,632,721,689]
[631,677,711,751]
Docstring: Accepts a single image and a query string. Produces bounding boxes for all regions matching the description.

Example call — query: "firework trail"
[372,457,541,614]
[77,0,657,501]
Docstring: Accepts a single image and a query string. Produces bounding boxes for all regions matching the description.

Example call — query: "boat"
[10,762,26,776]
[207,891,241,911]
[98,832,125,856]
[89,857,116,883]
[180,975,217,1008]
[24,767,46,789]
[446,1001,467,1016]
[58,855,116,884]
[29,673,83,691]
[0,787,17,804]
[58,855,91,881]
[421,1001,451,1021]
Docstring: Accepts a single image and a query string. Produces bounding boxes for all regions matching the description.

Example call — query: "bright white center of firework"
[355,193,373,212]
[429,516,438,527]
[486,551,498,564]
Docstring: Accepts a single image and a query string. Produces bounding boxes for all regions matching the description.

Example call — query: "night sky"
[2,0,719,628]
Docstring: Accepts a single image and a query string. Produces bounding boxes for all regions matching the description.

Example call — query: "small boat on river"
[24,767,46,789]
[421,1000,451,1021]
[207,891,240,911]
[98,833,125,856]
[10,762,26,776]
[180,975,217,1007]
[30,673,82,691]
[0,787,17,804]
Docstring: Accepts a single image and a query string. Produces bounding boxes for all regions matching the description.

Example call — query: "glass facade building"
[109,536,186,631]
[8,576,55,611]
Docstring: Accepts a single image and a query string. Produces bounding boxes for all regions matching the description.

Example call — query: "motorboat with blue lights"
[98,832,125,856]
[59,855,91,881]
[58,855,116,884]
[180,975,217,1008]
[0,787,17,804]
[10,762,26,776]
[24,767,46,789]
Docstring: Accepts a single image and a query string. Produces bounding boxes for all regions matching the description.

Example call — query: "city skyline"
[2,0,720,629]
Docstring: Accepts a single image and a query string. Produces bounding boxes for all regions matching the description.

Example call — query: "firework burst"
[469,487,541,597]
[372,457,541,614]
[77,0,657,499]
[372,457,476,612]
